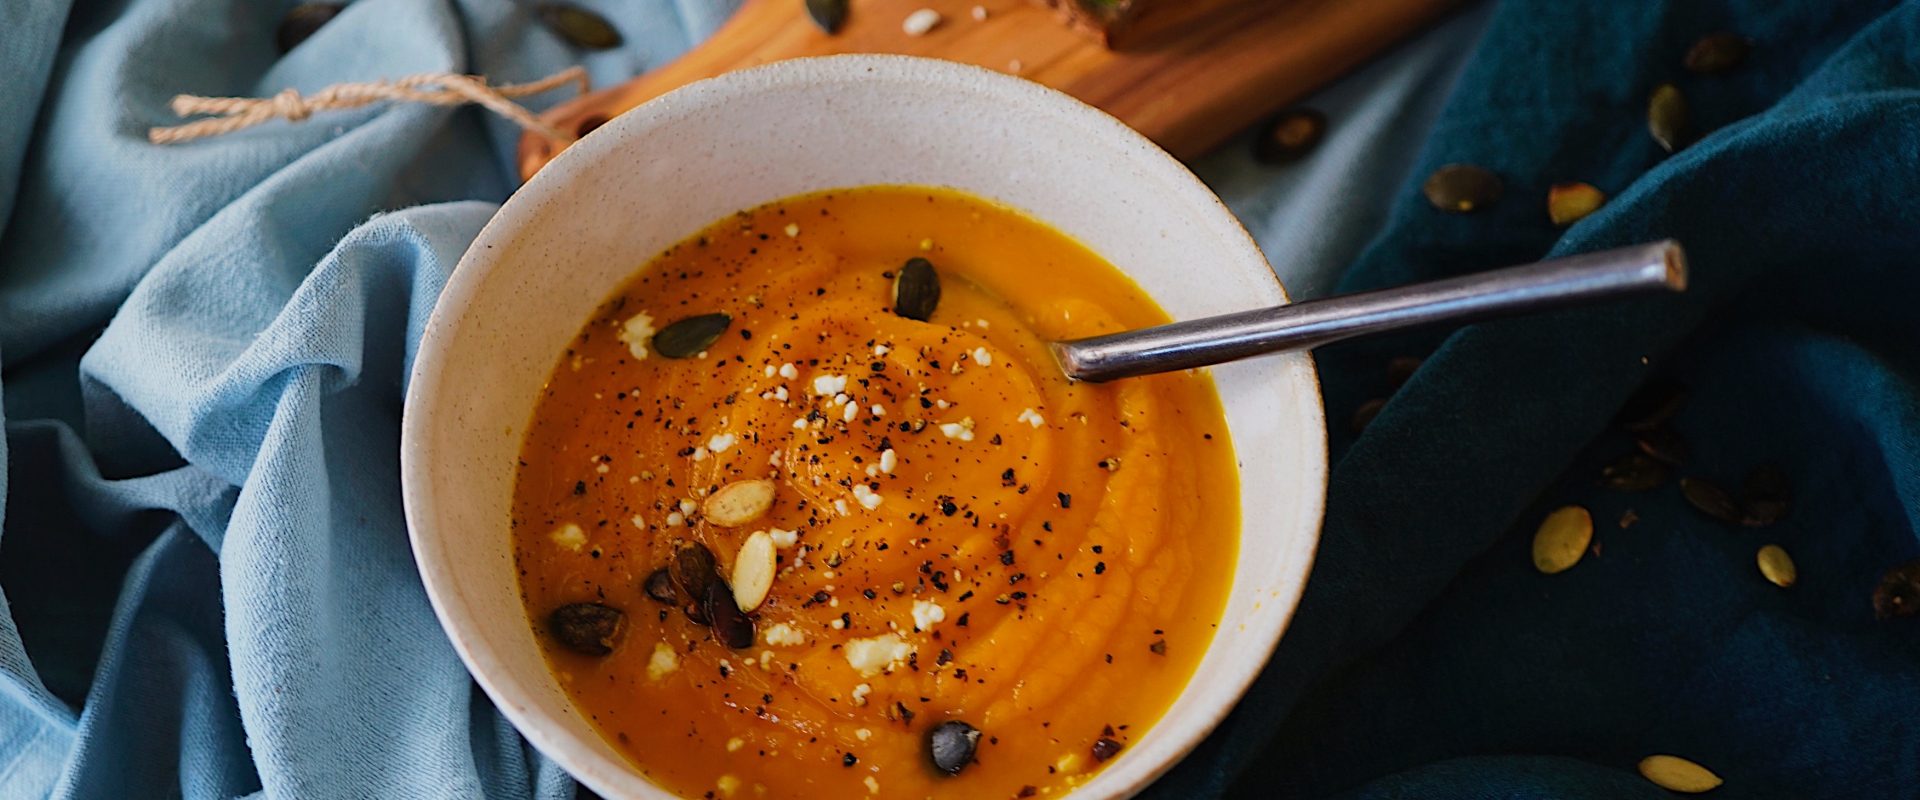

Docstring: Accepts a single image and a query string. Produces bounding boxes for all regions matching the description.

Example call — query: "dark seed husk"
[1685,32,1751,74]
[892,258,941,321]
[805,0,850,34]
[1648,83,1690,154]
[927,720,982,775]
[1601,451,1670,492]
[643,568,677,604]
[1351,397,1386,433]
[1386,356,1424,391]
[1091,737,1124,762]
[1739,464,1790,527]
[704,580,755,649]
[1253,108,1327,164]
[652,313,731,358]
[1872,559,1920,619]
[1616,378,1687,431]
[538,3,623,50]
[683,600,710,626]
[1680,477,1742,524]
[1422,164,1503,213]
[277,3,346,53]
[548,602,626,656]
[670,541,720,601]
[1634,427,1689,466]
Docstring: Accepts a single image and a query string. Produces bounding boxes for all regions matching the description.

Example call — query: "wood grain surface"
[517,0,1464,181]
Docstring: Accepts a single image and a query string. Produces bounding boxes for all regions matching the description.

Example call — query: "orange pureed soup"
[512,186,1238,799]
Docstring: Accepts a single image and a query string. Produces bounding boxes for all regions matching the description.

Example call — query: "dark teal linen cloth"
[1160,2,1920,797]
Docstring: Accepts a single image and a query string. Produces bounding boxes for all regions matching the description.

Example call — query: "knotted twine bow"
[148,66,589,145]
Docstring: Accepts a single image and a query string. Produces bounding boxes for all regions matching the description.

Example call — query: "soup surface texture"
[512,186,1239,799]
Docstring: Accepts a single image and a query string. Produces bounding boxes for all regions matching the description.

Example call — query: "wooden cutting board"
[517,0,1464,181]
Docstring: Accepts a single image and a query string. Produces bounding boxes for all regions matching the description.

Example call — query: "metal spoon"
[1051,240,1687,382]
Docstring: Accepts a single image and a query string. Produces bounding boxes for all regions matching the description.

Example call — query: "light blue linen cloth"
[0,1,1484,796]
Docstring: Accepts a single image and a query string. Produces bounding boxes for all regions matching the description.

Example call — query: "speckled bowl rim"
[403,54,1327,800]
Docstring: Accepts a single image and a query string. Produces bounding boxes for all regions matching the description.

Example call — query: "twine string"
[148,66,589,145]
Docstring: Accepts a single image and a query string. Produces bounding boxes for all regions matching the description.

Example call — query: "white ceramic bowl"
[402,54,1326,800]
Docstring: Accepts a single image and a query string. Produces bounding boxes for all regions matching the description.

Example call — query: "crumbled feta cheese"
[646,642,680,680]
[594,463,610,474]
[852,484,883,510]
[1017,408,1046,428]
[935,399,950,409]
[792,417,808,430]
[866,465,879,477]
[666,511,685,527]
[843,402,858,422]
[830,617,846,630]
[911,599,946,631]
[856,728,872,742]
[970,5,987,21]
[764,365,776,378]
[903,8,941,35]
[617,312,656,360]
[833,499,850,516]
[708,433,737,453]
[784,223,800,237]
[679,499,698,516]
[779,362,799,380]
[938,417,976,442]
[769,528,798,548]
[844,634,913,676]
[715,774,740,797]
[870,404,885,417]
[550,523,586,552]
[812,374,848,395]
[976,319,990,329]
[691,447,709,462]
[850,683,872,706]
[874,344,890,356]
[769,450,783,467]
[630,515,646,530]
[774,386,789,401]
[879,449,897,474]
[864,776,880,795]
[726,737,745,752]
[972,347,992,366]
[762,623,806,646]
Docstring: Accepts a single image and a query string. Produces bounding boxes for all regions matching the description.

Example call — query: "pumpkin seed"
[927,720,982,775]
[1090,737,1124,762]
[652,313,731,358]
[1648,83,1690,154]
[731,531,777,612]
[538,3,623,50]
[892,258,941,321]
[1252,108,1327,164]
[1547,182,1606,226]
[277,3,346,53]
[1616,378,1687,431]
[1422,164,1503,213]
[1637,754,1723,793]
[705,479,776,527]
[1385,356,1423,390]
[548,602,626,656]
[1634,427,1689,466]
[1756,544,1796,588]
[704,579,755,649]
[1351,397,1386,433]
[1601,451,1669,492]
[643,568,677,604]
[1685,32,1750,74]
[670,541,720,602]
[1531,505,1593,575]
[1872,559,1920,619]
[1680,477,1742,524]
[805,0,850,34]
[1738,465,1789,527]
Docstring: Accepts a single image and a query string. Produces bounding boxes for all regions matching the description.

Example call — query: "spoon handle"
[1051,240,1688,382]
